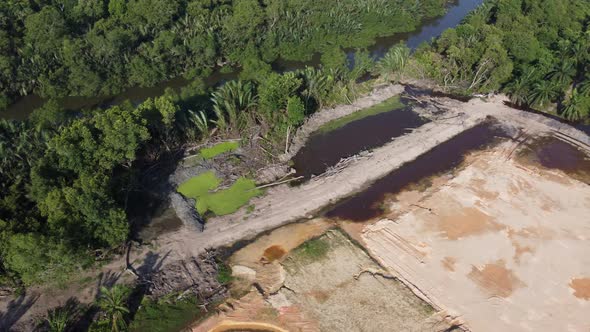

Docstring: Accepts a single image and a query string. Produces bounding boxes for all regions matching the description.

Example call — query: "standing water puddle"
[292,104,427,179]
[325,121,510,221]
[518,136,590,184]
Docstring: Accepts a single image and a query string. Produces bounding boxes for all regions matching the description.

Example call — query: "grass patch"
[177,171,221,199]
[216,262,233,285]
[196,178,262,216]
[129,295,206,332]
[199,141,239,160]
[318,96,405,134]
[291,236,331,264]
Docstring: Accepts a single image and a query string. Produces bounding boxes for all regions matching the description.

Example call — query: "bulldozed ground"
[362,137,590,332]
[196,228,456,332]
[193,129,590,331]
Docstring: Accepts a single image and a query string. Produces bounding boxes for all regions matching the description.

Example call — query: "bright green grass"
[177,171,221,199]
[199,141,239,160]
[317,96,405,134]
[291,236,331,264]
[129,295,206,332]
[196,178,262,216]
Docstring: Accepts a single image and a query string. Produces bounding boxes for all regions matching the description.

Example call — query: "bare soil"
[362,141,590,331]
[196,229,453,332]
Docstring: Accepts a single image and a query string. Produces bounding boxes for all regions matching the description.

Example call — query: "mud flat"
[361,138,590,332]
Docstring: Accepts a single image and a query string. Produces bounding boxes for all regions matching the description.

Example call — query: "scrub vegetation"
[199,141,239,159]
[129,295,206,332]
[411,0,590,122]
[291,237,331,264]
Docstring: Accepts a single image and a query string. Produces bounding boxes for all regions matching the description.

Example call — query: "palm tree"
[548,60,576,87]
[299,67,331,108]
[561,89,589,121]
[97,286,130,332]
[46,307,70,332]
[578,77,590,96]
[505,76,531,106]
[375,44,410,81]
[211,80,257,132]
[528,80,557,108]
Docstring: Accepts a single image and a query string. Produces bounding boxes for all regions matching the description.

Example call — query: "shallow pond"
[324,120,510,221]
[518,136,590,184]
[292,102,427,179]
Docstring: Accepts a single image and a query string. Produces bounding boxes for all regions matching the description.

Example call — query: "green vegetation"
[318,96,405,133]
[95,285,131,332]
[177,171,221,198]
[199,141,239,160]
[411,0,590,123]
[196,178,262,216]
[0,0,447,112]
[292,236,331,264]
[216,262,233,285]
[129,295,206,332]
[177,173,261,216]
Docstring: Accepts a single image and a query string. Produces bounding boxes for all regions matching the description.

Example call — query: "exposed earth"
[362,138,590,331]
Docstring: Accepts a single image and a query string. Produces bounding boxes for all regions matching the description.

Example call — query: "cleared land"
[161,94,590,259]
[362,139,590,331]
[196,229,452,332]
[276,230,444,331]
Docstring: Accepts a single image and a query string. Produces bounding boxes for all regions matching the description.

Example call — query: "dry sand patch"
[277,230,450,332]
[363,143,590,331]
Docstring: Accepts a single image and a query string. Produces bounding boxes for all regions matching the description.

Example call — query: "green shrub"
[196,178,262,216]
[177,171,221,198]
[199,141,239,160]
[129,295,205,332]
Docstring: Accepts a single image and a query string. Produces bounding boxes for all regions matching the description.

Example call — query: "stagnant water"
[292,102,427,179]
[324,120,510,221]
[518,136,590,184]
[2,0,484,120]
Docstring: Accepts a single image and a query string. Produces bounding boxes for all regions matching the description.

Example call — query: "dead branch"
[250,176,304,191]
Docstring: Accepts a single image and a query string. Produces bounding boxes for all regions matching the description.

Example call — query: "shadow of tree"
[126,250,171,324]
[95,271,122,299]
[136,251,170,277]
[37,297,86,332]
[0,292,39,331]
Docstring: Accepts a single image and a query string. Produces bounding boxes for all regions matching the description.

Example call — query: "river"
[2,0,484,120]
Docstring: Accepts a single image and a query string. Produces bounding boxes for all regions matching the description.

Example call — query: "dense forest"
[1,0,590,330]
[412,0,590,122]
[0,0,447,290]
[0,0,446,111]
